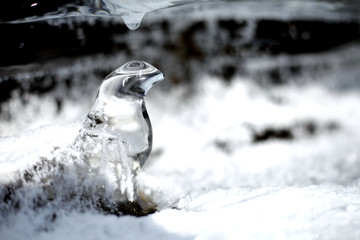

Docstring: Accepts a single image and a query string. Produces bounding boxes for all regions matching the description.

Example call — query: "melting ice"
[3,0,201,30]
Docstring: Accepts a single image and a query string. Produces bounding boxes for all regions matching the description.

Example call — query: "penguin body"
[80,60,164,171]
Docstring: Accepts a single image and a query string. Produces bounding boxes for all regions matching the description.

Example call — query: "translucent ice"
[70,60,164,202]
[83,60,163,167]
[1,0,200,30]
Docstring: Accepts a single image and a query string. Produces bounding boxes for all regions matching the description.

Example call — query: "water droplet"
[121,12,145,30]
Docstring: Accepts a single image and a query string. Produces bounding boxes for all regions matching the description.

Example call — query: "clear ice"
[73,60,164,201]
[3,0,197,30]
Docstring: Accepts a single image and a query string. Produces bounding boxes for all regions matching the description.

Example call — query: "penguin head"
[101,61,164,99]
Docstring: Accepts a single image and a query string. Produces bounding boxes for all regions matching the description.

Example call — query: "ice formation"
[103,0,191,30]
[81,60,164,172]
[2,0,200,30]
[75,60,164,202]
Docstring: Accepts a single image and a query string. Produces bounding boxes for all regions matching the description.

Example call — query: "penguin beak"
[151,73,164,86]
[142,72,164,93]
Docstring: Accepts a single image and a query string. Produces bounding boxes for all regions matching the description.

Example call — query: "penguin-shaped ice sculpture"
[79,61,164,175]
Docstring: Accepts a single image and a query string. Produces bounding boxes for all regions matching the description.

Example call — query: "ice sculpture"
[73,60,164,202]
[81,60,163,166]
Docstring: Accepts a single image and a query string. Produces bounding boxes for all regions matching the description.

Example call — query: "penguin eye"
[128,61,142,68]
[125,61,146,70]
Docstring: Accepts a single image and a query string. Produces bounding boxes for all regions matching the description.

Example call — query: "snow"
[0,123,80,184]
[2,67,360,239]
[3,187,360,240]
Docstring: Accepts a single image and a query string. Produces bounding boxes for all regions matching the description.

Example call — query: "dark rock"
[251,120,341,144]
[253,127,294,143]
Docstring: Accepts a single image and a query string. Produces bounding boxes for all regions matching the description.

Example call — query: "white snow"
[2,67,360,239]
[2,187,360,240]
[0,123,80,184]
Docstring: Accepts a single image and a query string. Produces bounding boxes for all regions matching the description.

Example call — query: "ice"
[122,12,146,30]
[2,0,200,30]
[103,0,181,30]
[4,0,359,30]
[76,60,164,203]
[84,60,164,167]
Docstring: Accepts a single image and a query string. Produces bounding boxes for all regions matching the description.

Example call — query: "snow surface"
[1,64,360,239]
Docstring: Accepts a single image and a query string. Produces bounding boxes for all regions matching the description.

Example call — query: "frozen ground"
[1,43,360,238]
